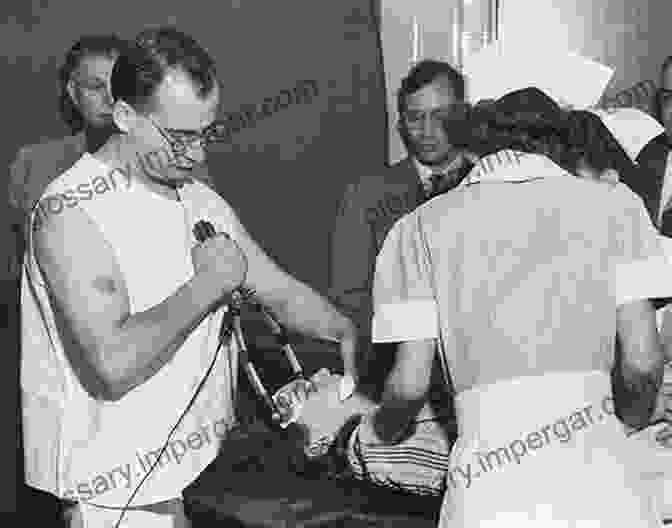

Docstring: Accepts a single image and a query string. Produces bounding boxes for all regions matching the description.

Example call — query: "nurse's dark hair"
[58,34,128,133]
[444,88,634,176]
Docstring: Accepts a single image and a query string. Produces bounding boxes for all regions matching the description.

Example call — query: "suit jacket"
[329,158,473,337]
[633,133,672,308]
[329,158,423,337]
[634,132,671,229]
[9,133,87,217]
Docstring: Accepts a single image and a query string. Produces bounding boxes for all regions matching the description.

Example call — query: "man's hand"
[191,232,248,295]
[338,327,358,381]
[295,373,343,428]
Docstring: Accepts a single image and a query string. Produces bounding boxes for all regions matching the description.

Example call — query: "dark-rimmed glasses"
[402,102,469,130]
[73,76,112,100]
[147,116,226,156]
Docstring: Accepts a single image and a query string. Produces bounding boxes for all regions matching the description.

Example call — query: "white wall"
[379,0,494,164]
[498,0,672,99]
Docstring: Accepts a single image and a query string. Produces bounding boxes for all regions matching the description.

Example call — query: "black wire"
[107,322,232,527]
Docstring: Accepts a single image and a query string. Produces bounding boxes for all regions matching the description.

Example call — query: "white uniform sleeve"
[613,187,672,306]
[371,212,439,342]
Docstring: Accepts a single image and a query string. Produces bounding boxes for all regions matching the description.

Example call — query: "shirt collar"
[413,153,467,186]
[465,150,572,185]
[73,131,87,155]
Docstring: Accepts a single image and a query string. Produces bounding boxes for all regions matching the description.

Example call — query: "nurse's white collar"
[465,150,572,185]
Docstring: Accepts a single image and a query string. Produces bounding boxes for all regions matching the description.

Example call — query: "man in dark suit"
[635,55,672,233]
[329,59,471,399]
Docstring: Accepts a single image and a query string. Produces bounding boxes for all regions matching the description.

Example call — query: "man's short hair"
[58,34,128,133]
[397,59,465,118]
[111,27,217,114]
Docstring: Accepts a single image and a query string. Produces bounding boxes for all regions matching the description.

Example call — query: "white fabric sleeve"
[371,212,439,342]
[613,188,672,306]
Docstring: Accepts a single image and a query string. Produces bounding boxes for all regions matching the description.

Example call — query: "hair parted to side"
[397,59,465,117]
[444,87,635,177]
[111,27,217,114]
[58,34,128,133]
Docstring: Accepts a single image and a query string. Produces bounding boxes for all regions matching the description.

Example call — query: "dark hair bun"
[443,87,633,175]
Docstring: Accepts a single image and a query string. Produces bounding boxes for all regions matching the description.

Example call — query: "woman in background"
[9,35,127,225]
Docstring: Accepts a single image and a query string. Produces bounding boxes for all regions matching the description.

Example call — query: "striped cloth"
[346,407,455,496]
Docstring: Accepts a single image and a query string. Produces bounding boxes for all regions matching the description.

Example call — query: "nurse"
[359,87,672,527]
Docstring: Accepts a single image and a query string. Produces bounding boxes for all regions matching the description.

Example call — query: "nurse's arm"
[615,298,665,429]
[359,339,435,444]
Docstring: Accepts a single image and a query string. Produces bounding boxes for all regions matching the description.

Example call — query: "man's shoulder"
[16,133,85,163]
[41,153,103,197]
[348,158,417,191]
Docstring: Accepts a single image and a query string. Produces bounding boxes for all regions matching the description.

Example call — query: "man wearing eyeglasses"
[7,36,218,280]
[22,27,357,528]
[329,60,471,401]
[7,36,126,281]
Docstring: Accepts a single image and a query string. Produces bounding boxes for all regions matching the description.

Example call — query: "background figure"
[329,59,470,405]
[9,35,126,224]
[361,88,669,527]
[7,35,126,285]
[637,55,672,236]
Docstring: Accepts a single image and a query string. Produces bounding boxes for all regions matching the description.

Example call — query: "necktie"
[429,173,444,195]
[425,169,463,199]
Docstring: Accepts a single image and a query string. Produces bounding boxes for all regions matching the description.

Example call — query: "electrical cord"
[110,220,246,527]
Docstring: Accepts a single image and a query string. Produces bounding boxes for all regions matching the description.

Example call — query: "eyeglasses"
[147,116,225,155]
[73,77,112,98]
[402,103,469,129]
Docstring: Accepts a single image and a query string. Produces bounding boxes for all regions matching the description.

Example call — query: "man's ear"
[396,118,406,136]
[396,119,412,150]
[112,100,134,134]
[66,79,79,109]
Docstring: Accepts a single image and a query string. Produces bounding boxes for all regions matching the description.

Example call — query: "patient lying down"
[272,369,456,496]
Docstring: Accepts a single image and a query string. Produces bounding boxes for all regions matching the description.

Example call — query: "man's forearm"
[264,281,358,375]
[99,272,228,399]
[333,288,372,337]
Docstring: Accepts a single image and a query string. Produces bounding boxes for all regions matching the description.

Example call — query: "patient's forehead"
[309,369,341,389]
